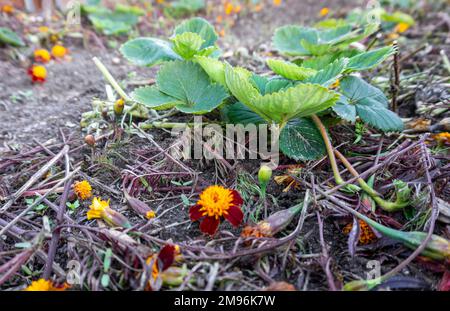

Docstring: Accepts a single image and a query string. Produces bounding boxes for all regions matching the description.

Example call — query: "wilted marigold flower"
[87,197,131,228]
[146,210,156,219]
[145,244,179,290]
[28,65,47,83]
[343,220,377,245]
[190,185,244,235]
[274,165,302,192]
[24,279,69,291]
[319,7,330,17]
[394,22,410,33]
[51,44,67,58]
[34,49,51,63]
[2,4,14,14]
[73,180,92,200]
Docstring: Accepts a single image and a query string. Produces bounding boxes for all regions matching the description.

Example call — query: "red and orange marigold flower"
[34,49,51,63]
[190,185,244,235]
[28,65,47,83]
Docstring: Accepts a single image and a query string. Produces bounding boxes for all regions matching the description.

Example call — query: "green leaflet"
[173,17,218,49]
[266,59,317,81]
[225,64,339,125]
[306,58,348,86]
[156,61,228,113]
[132,86,181,110]
[0,27,25,47]
[333,96,356,122]
[356,101,404,132]
[280,118,327,161]
[272,25,317,56]
[194,55,226,86]
[339,76,403,132]
[120,38,180,67]
[347,46,396,72]
[221,102,266,125]
[171,32,204,60]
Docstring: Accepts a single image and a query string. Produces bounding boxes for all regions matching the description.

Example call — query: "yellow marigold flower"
[343,220,377,245]
[73,180,92,200]
[224,2,233,15]
[2,4,14,14]
[319,7,330,17]
[234,4,242,14]
[25,279,69,291]
[432,132,450,146]
[87,197,110,220]
[273,0,282,6]
[51,45,68,58]
[34,49,51,63]
[87,197,131,228]
[38,26,49,33]
[28,65,47,83]
[394,22,410,33]
[146,210,156,219]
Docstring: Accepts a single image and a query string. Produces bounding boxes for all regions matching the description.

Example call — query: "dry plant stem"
[391,41,400,112]
[0,145,69,213]
[311,115,344,185]
[42,152,72,279]
[0,167,81,237]
[316,211,338,291]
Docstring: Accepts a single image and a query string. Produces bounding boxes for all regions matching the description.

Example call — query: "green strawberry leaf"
[221,102,266,125]
[173,17,218,49]
[120,38,180,67]
[280,118,326,161]
[267,59,317,80]
[272,25,318,56]
[157,61,228,114]
[306,58,348,86]
[194,55,226,86]
[347,46,396,71]
[171,32,204,59]
[131,86,181,110]
[356,101,404,132]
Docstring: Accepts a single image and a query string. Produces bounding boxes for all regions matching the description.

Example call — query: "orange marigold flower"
[24,279,69,291]
[34,49,51,63]
[234,4,242,14]
[254,3,263,12]
[51,44,68,58]
[28,65,47,83]
[73,180,92,200]
[87,197,131,228]
[432,132,450,146]
[273,0,282,6]
[219,29,226,37]
[319,7,330,17]
[190,185,244,235]
[216,15,223,24]
[343,220,377,245]
[2,4,14,14]
[394,22,410,33]
[145,244,178,290]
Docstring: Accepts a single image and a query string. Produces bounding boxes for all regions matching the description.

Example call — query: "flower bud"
[258,165,272,193]
[87,197,131,229]
[160,265,189,286]
[114,98,125,116]
[124,191,156,220]
[84,134,95,146]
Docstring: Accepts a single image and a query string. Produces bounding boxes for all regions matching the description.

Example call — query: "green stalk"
[311,115,345,185]
[93,57,130,101]
[334,149,410,212]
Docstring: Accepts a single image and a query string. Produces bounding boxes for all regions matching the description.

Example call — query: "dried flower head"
[87,197,131,228]
[274,165,302,192]
[24,279,69,291]
[73,180,92,200]
[51,45,67,58]
[190,185,244,235]
[343,220,377,245]
[28,65,47,83]
[34,49,51,63]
